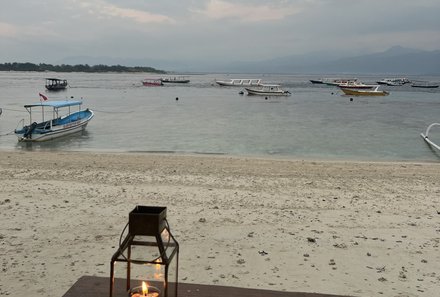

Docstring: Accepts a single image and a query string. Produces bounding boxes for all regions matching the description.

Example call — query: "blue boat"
[15,100,94,142]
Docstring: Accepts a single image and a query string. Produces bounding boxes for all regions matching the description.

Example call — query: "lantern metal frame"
[109,206,179,297]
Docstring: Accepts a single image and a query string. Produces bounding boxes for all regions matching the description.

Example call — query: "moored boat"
[45,78,68,91]
[14,100,94,142]
[160,76,190,84]
[245,84,291,96]
[337,81,376,89]
[340,85,389,96]
[377,78,410,86]
[216,78,262,87]
[323,78,357,86]
[142,79,163,86]
[411,81,439,88]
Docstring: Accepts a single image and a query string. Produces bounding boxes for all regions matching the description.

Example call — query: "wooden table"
[62,276,351,297]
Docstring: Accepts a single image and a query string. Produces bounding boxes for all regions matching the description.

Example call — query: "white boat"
[323,78,357,86]
[421,123,440,151]
[377,78,410,86]
[337,81,376,89]
[245,84,291,96]
[216,78,262,87]
[14,100,94,142]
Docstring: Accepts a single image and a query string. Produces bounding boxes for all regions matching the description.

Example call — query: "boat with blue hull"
[15,100,94,142]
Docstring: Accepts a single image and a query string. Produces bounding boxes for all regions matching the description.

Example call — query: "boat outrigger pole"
[421,123,440,151]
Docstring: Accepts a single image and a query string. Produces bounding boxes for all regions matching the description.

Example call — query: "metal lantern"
[110,206,179,297]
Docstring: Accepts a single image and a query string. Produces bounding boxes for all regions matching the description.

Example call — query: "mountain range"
[59,46,440,74]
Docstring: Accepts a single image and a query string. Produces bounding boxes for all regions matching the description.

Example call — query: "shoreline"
[1,147,439,164]
[1,150,439,297]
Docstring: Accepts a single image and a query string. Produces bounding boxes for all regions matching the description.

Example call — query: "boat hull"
[46,85,67,91]
[161,79,190,84]
[142,81,163,86]
[245,88,290,96]
[411,85,439,89]
[341,88,389,96]
[15,110,94,142]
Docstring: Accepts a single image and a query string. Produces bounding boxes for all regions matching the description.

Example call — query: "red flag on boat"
[39,93,48,101]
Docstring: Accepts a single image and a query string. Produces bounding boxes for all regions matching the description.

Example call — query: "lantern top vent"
[129,206,167,236]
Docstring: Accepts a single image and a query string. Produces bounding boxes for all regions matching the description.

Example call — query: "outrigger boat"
[421,123,440,151]
[216,78,262,87]
[340,85,389,96]
[14,100,94,142]
[245,84,291,96]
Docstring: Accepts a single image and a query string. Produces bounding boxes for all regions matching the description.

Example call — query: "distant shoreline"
[0,62,167,74]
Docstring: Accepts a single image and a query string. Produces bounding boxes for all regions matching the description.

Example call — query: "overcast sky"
[1,0,439,64]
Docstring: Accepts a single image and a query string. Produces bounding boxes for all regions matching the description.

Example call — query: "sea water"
[0,71,439,161]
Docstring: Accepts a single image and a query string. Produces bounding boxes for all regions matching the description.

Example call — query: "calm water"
[0,71,439,161]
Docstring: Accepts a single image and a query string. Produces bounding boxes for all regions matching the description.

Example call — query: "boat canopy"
[24,100,83,108]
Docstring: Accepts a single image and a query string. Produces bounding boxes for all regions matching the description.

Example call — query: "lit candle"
[130,282,160,297]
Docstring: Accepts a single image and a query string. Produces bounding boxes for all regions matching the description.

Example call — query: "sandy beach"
[0,150,439,297]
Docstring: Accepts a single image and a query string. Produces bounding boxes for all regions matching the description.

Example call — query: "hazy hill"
[219,46,440,74]
[59,46,440,74]
[317,46,440,75]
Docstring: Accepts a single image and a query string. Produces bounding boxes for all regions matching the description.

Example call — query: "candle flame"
[142,282,148,296]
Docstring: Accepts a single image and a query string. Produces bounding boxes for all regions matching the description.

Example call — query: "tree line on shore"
[0,62,166,73]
